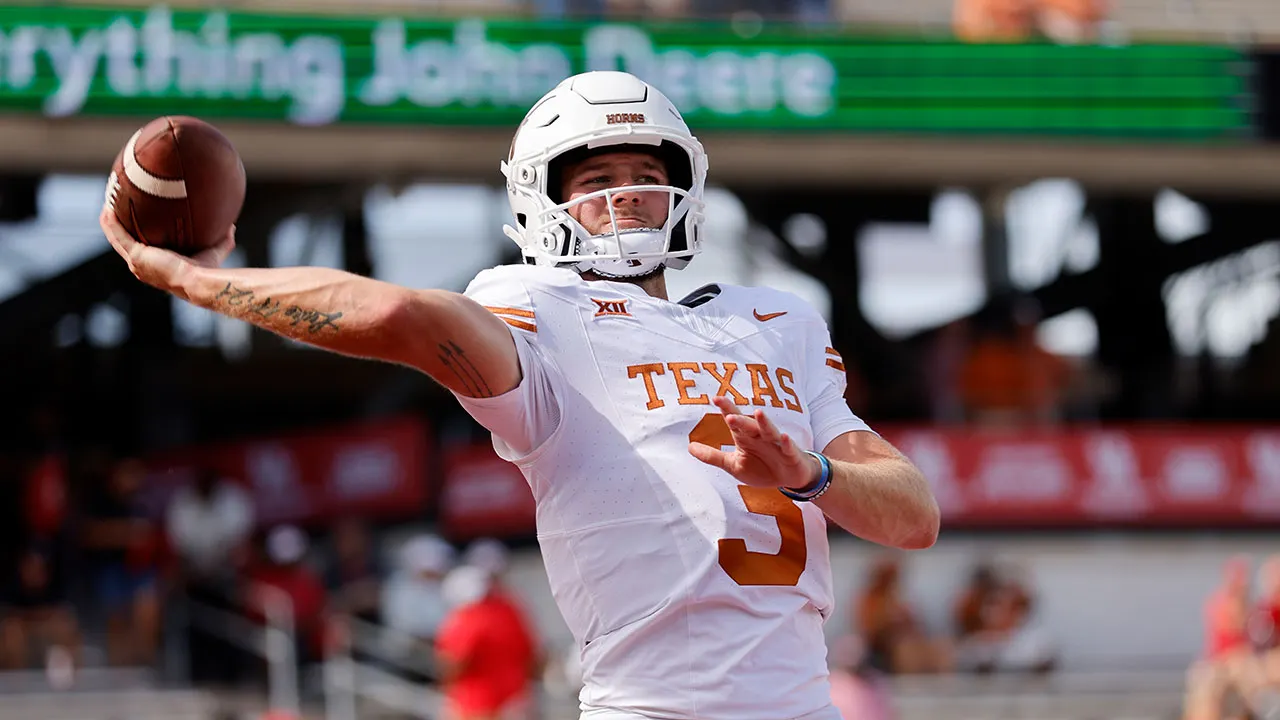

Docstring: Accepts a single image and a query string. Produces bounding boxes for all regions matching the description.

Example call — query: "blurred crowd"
[850,555,1054,675]
[823,555,1054,720]
[0,402,1062,720]
[1185,556,1280,720]
[0,412,541,719]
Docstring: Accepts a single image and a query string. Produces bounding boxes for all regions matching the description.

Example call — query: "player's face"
[561,151,671,236]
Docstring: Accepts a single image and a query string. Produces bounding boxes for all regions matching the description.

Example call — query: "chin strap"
[506,224,673,278]
[582,260,667,280]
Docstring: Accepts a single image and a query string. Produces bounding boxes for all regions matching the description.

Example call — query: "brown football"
[106,116,246,255]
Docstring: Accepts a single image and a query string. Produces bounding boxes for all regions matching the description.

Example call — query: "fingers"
[725,412,762,441]
[778,433,799,456]
[688,442,735,472]
[711,395,745,416]
[754,409,783,444]
[100,207,137,249]
[716,396,762,444]
[714,398,784,445]
[100,206,129,240]
[729,410,806,467]
[99,206,188,290]
[100,208,139,271]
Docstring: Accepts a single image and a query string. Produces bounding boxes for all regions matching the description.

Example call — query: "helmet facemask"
[504,139,706,279]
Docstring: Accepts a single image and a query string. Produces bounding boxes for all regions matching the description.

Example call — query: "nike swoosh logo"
[753,309,788,322]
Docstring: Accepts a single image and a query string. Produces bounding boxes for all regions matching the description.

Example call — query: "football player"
[103,71,939,720]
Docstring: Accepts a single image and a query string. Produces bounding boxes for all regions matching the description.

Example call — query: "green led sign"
[0,6,1253,139]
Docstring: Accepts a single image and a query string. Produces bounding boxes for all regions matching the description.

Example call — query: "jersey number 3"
[689,413,807,587]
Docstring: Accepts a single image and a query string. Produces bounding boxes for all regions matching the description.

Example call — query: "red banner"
[881,426,1280,528]
[142,415,432,527]
[435,426,1280,536]
[439,444,536,542]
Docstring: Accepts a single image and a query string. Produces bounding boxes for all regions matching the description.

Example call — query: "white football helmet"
[501,71,708,279]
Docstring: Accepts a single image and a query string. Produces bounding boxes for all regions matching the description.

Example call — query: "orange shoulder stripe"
[501,317,537,333]
[484,305,536,319]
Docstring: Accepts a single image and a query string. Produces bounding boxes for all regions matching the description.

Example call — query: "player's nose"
[611,188,643,205]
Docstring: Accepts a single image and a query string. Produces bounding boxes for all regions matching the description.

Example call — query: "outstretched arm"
[102,211,520,398]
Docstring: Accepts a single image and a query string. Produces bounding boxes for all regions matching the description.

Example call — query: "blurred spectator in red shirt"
[24,454,68,541]
[437,565,537,720]
[1206,557,1253,661]
[1250,556,1280,689]
[1185,557,1266,720]
[1249,556,1280,651]
[246,526,327,665]
[23,406,69,541]
[463,539,543,676]
[82,458,160,667]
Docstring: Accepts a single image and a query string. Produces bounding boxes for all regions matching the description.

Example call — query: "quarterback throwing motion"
[103,71,939,720]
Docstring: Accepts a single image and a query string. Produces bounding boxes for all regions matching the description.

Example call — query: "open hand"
[100,208,236,296]
[688,395,820,490]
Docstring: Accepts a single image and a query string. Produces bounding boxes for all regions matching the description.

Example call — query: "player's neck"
[581,271,669,301]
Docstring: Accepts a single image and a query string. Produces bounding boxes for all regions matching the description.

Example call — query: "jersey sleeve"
[452,267,564,461]
[800,315,873,452]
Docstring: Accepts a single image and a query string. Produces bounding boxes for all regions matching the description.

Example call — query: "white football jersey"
[454,264,870,720]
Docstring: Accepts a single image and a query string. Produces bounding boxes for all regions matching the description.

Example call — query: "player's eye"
[583,175,610,186]
[636,175,660,185]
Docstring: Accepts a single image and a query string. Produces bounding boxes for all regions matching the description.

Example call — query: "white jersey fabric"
[454,264,871,720]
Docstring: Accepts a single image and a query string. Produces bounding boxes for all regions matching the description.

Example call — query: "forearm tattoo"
[214,282,343,334]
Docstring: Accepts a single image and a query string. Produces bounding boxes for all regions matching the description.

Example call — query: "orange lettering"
[668,362,708,405]
[747,363,784,408]
[718,485,807,587]
[690,413,808,587]
[775,367,803,413]
[606,113,646,125]
[592,298,631,317]
[702,363,750,404]
[627,363,666,410]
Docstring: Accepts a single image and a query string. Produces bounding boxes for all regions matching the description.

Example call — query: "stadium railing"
[180,583,301,717]
[322,613,445,720]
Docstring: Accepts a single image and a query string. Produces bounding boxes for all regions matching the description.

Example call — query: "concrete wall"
[502,533,1280,670]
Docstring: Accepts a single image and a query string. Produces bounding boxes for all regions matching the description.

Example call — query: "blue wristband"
[780,451,832,502]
